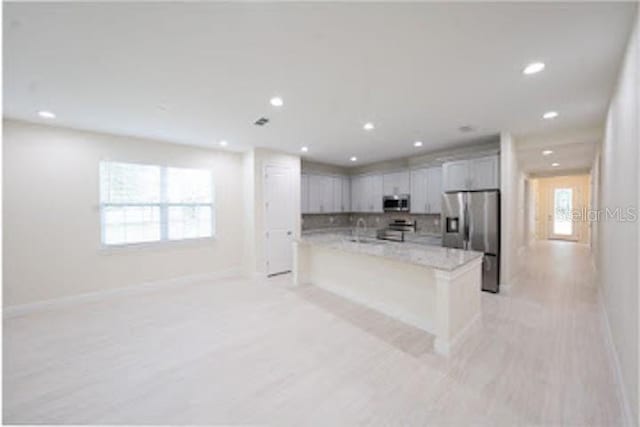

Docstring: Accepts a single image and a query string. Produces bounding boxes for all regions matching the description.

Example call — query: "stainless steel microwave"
[383,194,410,212]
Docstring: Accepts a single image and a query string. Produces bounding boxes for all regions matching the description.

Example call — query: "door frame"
[263,163,296,276]
[547,185,579,241]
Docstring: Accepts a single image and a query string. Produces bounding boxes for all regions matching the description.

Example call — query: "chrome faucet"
[355,217,367,242]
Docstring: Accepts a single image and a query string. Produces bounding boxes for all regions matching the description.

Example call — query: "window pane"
[100,161,161,204]
[103,206,161,245]
[167,167,212,203]
[168,206,212,240]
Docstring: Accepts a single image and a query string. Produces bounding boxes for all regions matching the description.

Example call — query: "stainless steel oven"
[383,194,410,212]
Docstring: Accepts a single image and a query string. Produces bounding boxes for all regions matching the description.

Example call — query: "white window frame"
[99,161,215,248]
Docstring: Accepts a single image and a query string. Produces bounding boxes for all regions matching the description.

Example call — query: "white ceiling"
[4,2,636,166]
[515,126,601,176]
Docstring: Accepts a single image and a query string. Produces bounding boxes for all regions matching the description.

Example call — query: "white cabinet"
[350,176,364,212]
[301,174,310,214]
[426,166,443,213]
[351,173,383,212]
[470,156,499,190]
[302,173,350,213]
[332,176,342,213]
[410,166,442,214]
[332,176,351,213]
[341,177,351,212]
[369,174,383,212]
[442,155,499,192]
[410,168,428,213]
[308,175,334,213]
[443,160,470,192]
[383,171,410,195]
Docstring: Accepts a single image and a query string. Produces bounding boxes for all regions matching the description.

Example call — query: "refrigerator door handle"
[464,199,470,250]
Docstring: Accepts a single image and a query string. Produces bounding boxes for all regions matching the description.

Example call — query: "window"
[100,161,214,245]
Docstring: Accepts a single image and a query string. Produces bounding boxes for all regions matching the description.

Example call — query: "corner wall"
[593,7,639,424]
[500,132,527,286]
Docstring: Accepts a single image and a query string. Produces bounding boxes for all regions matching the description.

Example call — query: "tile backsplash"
[302,212,442,234]
[301,213,351,230]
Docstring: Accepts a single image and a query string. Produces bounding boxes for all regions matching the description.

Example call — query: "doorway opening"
[529,174,591,244]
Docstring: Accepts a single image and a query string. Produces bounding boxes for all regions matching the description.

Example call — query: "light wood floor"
[4,241,626,425]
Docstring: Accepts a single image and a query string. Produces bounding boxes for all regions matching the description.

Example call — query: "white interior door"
[265,165,294,276]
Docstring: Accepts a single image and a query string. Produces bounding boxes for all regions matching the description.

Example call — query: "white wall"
[594,8,639,425]
[3,119,246,306]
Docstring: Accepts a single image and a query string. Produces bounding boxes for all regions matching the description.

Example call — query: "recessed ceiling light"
[543,111,559,119]
[270,97,283,107]
[37,110,55,119]
[301,146,308,153]
[363,122,375,131]
[414,141,423,147]
[350,156,357,162]
[219,140,228,147]
[523,62,545,75]
[542,150,553,156]
[552,162,560,167]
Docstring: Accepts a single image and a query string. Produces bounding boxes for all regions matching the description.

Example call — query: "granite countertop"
[298,231,482,272]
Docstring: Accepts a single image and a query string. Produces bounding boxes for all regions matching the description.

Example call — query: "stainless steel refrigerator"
[441,190,500,293]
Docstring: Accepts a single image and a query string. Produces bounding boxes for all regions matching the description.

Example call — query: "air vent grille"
[254,117,270,126]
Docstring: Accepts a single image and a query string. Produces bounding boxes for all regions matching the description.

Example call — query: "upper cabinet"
[351,173,383,213]
[341,177,351,212]
[426,166,443,213]
[382,171,410,195]
[470,156,500,190]
[442,155,499,192]
[302,173,350,214]
[301,174,310,214]
[410,166,442,214]
[332,176,351,213]
[302,153,498,214]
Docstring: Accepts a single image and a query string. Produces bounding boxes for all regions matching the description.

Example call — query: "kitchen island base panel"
[293,241,482,356]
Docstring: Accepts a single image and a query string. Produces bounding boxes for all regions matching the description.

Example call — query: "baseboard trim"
[597,288,634,426]
[3,267,243,319]
[435,311,482,356]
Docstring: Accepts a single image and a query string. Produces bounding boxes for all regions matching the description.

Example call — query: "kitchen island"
[293,231,483,355]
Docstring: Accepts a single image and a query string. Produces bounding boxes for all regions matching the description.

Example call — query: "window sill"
[98,236,217,254]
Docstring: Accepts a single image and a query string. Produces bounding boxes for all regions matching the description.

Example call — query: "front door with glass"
[549,187,577,241]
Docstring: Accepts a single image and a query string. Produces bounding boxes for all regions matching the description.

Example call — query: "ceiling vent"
[254,117,270,126]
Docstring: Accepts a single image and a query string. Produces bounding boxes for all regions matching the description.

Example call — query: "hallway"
[3,242,627,425]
